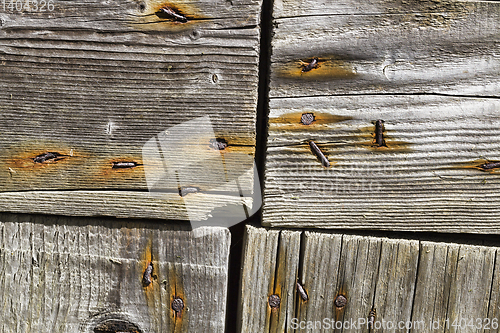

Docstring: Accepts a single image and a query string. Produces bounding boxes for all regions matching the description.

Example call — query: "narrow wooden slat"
[269,230,301,333]
[0,213,230,333]
[488,250,500,333]
[238,225,280,333]
[239,227,500,332]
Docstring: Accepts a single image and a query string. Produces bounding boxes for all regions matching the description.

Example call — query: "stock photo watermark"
[141,116,261,234]
[290,317,499,331]
[2,0,55,12]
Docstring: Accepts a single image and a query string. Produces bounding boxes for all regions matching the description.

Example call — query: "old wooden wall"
[1,0,500,331]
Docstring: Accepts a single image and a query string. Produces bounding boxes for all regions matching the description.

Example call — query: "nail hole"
[300,113,315,125]
[211,73,219,84]
[190,30,200,39]
[94,319,142,333]
[268,294,281,308]
[209,138,228,150]
[138,2,146,12]
[334,294,347,308]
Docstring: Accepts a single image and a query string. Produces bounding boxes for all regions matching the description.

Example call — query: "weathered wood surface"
[239,226,500,333]
[263,0,500,232]
[0,0,262,219]
[0,213,231,333]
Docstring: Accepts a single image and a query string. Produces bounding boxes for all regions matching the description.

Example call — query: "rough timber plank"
[263,95,500,232]
[264,0,500,233]
[239,227,500,333]
[0,213,230,333]
[270,0,500,97]
[0,0,262,219]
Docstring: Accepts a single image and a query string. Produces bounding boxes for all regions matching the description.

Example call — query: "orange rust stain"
[277,57,357,80]
[269,112,353,132]
[141,239,154,290]
[453,159,500,174]
[130,0,207,31]
[3,142,89,170]
[334,287,348,321]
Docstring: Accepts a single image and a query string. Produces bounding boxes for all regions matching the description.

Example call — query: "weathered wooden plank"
[269,230,301,333]
[270,0,500,97]
[263,95,500,233]
[0,0,262,218]
[264,0,500,232]
[0,213,230,333]
[238,227,500,332]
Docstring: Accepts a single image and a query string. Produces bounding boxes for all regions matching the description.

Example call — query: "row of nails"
[307,118,386,168]
[270,285,376,325]
[305,115,500,172]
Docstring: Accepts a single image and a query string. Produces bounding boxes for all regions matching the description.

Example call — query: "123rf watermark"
[290,317,499,331]
[2,0,55,12]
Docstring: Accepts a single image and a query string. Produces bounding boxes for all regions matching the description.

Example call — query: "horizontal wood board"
[239,226,500,333]
[0,213,231,333]
[263,0,500,232]
[0,0,262,219]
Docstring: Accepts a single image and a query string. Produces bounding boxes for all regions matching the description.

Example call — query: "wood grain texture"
[263,95,500,233]
[0,0,261,218]
[239,227,500,333]
[264,0,500,232]
[0,213,230,333]
[270,0,500,97]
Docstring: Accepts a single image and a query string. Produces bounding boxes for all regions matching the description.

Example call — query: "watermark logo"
[142,116,261,233]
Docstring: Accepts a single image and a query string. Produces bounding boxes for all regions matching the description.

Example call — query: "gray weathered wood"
[0,0,262,219]
[270,0,500,97]
[0,213,230,333]
[264,0,500,233]
[263,95,500,233]
[239,227,500,333]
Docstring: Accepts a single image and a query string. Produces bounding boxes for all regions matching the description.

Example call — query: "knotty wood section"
[0,0,262,219]
[239,227,500,333]
[264,0,500,232]
[0,213,230,333]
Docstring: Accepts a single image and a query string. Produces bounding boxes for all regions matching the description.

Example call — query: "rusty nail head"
[268,294,281,308]
[172,297,184,312]
[334,294,347,308]
[301,113,315,125]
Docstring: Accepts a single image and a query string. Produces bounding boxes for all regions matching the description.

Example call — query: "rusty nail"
[112,161,139,169]
[268,294,281,308]
[334,294,347,308]
[479,161,500,170]
[301,113,315,125]
[172,297,184,313]
[33,152,64,163]
[158,6,188,23]
[374,119,386,147]
[309,141,330,168]
[210,138,228,150]
[179,187,199,197]
[368,307,376,329]
[296,282,308,301]
[142,262,153,286]
[302,57,319,73]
